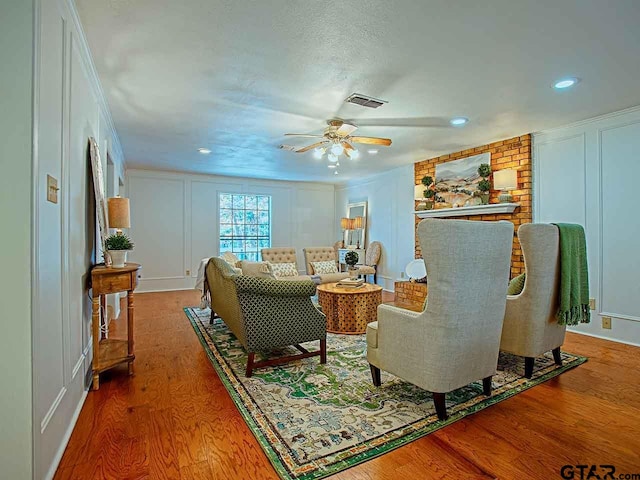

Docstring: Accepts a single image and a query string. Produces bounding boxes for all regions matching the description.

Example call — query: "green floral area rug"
[184,307,586,480]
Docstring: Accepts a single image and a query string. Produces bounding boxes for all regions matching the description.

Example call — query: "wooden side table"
[90,262,141,390]
[317,282,383,334]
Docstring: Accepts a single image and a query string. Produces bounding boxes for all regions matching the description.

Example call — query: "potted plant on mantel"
[475,163,492,205]
[105,234,134,268]
[344,250,359,279]
[421,175,436,210]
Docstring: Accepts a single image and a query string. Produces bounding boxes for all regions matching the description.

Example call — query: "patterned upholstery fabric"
[205,258,327,366]
[311,260,338,275]
[234,276,326,352]
[270,262,299,277]
[365,241,382,266]
[303,247,338,275]
[507,272,526,295]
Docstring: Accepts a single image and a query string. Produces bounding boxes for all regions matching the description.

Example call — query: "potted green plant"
[476,163,492,205]
[421,175,436,210]
[105,234,134,268]
[344,250,359,279]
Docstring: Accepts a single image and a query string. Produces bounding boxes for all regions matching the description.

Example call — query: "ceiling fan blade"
[284,133,325,138]
[342,141,355,151]
[336,123,358,136]
[296,141,327,153]
[349,136,392,146]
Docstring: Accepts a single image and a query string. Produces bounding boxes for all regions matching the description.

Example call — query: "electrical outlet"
[602,316,612,329]
[589,298,596,310]
[186,270,191,276]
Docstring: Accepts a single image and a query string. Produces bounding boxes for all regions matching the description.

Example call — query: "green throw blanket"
[553,223,591,326]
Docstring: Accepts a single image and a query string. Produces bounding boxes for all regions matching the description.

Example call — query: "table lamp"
[340,217,350,248]
[353,216,364,249]
[107,196,131,234]
[493,169,518,203]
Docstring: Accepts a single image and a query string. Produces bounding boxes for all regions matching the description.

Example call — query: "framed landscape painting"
[434,152,490,207]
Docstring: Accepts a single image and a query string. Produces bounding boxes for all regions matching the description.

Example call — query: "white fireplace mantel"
[413,203,519,218]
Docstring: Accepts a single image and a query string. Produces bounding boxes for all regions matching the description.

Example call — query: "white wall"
[126,169,336,292]
[30,0,127,478]
[335,165,415,291]
[0,2,35,478]
[534,106,640,346]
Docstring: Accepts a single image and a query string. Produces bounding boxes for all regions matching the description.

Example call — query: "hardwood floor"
[55,290,640,479]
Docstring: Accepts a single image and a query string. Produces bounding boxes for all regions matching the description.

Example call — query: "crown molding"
[65,0,125,173]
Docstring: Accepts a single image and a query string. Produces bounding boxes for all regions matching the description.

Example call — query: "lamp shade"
[414,184,427,199]
[107,196,131,229]
[340,217,350,230]
[493,169,518,190]
[353,216,364,229]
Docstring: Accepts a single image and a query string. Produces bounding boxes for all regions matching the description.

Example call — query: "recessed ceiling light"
[328,164,337,169]
[198,147,211,154]
[554,77,580,89]
[450,117,468,126]
[368,149,379,155]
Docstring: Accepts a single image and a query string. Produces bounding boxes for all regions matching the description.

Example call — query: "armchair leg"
[246,352,255,377]
[483,376,492,396]
[320,339,327,364]
[552,347,562,366]
[433,392,448,420]
[369,364,381,387]
[524,357,535,379]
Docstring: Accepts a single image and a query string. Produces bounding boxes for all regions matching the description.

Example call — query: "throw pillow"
[311,260,338,275]
[270,262,298,278]
[219,251,240,267]
[507,273,526,295]
[239,261,276,279]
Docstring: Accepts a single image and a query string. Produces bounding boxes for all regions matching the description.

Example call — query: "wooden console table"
[90,262,141,390]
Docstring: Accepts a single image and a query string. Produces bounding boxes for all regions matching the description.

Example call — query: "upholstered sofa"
[204,257,327,376]
[261,247,349,284]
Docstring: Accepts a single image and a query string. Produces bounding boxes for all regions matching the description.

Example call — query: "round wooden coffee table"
[317,282,383,334]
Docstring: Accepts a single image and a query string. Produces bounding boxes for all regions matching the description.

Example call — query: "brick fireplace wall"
[414,134,532,278]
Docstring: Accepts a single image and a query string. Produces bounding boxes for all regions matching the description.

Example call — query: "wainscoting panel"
[599,121,640,322]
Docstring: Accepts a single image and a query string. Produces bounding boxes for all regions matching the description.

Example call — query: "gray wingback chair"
[500,223,566,378]
[367,219,514,420]
[205,258,327,376]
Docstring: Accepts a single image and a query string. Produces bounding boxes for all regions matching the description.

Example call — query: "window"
[219,193,271,261]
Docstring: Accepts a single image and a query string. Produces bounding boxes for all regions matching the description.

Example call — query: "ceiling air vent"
[344,93,388,109]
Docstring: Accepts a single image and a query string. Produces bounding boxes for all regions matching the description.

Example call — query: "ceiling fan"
[284,120,392,159]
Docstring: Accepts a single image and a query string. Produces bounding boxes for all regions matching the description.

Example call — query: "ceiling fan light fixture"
[331,143,344,155]
[350,149,360,160]
[334,171,339,175]
[328,153,339,163]
[313,147,325,159]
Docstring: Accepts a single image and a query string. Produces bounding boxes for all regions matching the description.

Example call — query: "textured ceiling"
[76,0,640,183]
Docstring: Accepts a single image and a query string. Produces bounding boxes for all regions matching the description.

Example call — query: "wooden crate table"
[90,262,141,390]
[316,282,383,334]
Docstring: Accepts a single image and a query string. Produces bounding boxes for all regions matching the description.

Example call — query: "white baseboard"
[567,329,640,348]
[43,389,88,480]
